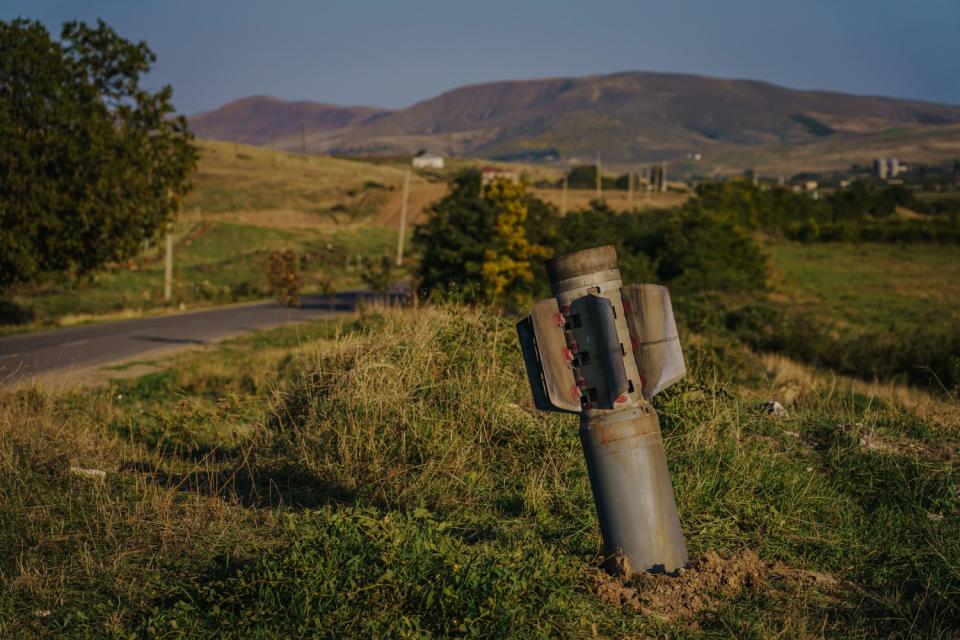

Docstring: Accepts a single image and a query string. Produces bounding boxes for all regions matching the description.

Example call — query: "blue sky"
[3,0,958,115]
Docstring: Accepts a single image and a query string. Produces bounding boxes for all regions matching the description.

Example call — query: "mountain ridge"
[188,71,960,172]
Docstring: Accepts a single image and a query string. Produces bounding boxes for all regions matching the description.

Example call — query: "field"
[531,187,687,213]
[675,124,960,178]
[2,302,958,637]
[767,242,960,333]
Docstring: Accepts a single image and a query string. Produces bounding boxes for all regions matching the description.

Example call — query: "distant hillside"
[189,95,388,146]
[188,72,960,173]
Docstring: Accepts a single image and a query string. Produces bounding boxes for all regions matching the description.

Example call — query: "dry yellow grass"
[185,139,427,220]
[759,352,960,433]
[531,188,688,213]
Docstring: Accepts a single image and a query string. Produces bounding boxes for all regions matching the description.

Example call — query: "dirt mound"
[589,549,849,623]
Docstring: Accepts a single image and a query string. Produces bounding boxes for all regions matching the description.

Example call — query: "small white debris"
[783,430,800,438]
[34,610,51,618]
[927,513,944,522]
[69,467,106,480]
[806,467,814,473]
[761,401,790,420]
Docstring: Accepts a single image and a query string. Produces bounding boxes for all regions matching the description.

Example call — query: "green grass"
[767,241,960,333]
[2,305,958,637]
[3,221,401,332]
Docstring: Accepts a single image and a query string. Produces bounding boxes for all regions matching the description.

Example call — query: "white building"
[412,153,445,169]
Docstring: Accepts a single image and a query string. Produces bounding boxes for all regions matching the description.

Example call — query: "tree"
[360,254,397,302]
[412,170,551,304]
[0,19,197,289]
[654,207,768,292]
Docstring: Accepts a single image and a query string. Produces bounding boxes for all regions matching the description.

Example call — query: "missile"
[517,245,688,574]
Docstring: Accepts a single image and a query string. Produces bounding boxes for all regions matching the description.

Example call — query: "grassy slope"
[2,304,958,638]
[689,124,960,178]
[185,139,413,215]
[767,242,960,333]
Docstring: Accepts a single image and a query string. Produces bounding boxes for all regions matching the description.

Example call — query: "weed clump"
[265,306,591,529]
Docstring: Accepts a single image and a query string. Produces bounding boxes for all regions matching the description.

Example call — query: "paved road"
[0,292,383,385]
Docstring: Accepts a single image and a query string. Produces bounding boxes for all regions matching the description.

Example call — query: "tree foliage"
[545,200,767,295]
[413,170,550,304]
[0,18,196,289]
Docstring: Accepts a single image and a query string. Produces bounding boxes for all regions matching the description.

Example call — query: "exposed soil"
[588,549,851,624]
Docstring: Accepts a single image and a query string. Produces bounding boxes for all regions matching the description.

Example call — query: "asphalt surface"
[0,292,381,385]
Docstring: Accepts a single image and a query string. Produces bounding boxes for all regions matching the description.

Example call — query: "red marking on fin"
[615,393,628,404]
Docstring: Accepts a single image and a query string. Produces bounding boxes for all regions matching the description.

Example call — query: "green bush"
[546,201,768,295]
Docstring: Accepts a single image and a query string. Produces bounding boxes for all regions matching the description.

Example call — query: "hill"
[189,72,960,173]
[189,95,387,146]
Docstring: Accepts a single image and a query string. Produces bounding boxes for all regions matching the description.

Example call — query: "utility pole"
[163,227,173,302]
[396,169,410,266]
[595,151,602,200]
[627,170,634,208]
[561,172,568,216]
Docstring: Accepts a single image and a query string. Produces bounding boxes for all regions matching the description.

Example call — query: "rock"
[761,401,790,419]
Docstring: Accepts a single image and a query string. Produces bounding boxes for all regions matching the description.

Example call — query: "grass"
[1,304,958,637]
[185,139,413,217]
[696,123,960,178]
[2,221,401,333]
[767,241,960,333]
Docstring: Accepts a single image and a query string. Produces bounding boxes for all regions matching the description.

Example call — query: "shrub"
[413,171,550,305]
[268,250,300,307]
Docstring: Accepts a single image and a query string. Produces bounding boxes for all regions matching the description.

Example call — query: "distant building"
[874,157,905,180]
[480,166,520,185]
[412,153,444,169]
[874,158,889,180]
[803,180,818,191]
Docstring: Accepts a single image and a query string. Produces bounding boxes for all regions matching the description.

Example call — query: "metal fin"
[517,298,581,413]
[621,284,686,400]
